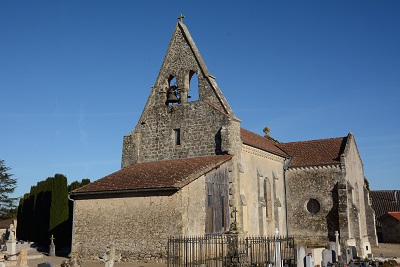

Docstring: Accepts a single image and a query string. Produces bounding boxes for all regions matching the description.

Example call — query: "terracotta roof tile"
[71,155,233,195]
[277,137,347,167]
[388,211,400,221]
[240,128,288,156]
[0,218,15,230]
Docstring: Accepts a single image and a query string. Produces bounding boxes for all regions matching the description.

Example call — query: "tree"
[0,160,17,218]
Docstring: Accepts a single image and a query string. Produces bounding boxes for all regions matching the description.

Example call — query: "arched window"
[189,70,199,101]
[264,178,272,219]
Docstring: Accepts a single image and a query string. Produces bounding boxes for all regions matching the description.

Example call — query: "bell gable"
[122,21,240,168]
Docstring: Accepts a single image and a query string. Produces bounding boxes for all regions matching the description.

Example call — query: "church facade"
[70,19,377,261]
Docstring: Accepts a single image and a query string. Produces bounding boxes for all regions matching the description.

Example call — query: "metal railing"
[167,234,295,267]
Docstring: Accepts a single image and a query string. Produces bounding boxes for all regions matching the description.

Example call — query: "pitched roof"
[0,218,15,230]
[277,137,347,167]
[71,155,233,195]
[240,128,288,157]
[388,212,400,221]
[370,190,400,222]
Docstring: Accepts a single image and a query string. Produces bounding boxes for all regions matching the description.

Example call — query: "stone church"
[70,18,377,261]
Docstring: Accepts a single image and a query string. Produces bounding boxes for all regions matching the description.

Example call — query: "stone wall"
[123,101,234,166]
[73,193,181,261]
[380,217,400,243]
[72,175,207,261]
[342,135,376,254]
[240,144,286,236]
[286,166,342,247]
[364,190,378,246]
[72,163,233,261]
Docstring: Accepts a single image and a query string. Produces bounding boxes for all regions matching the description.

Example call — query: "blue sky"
[1,1,399,199]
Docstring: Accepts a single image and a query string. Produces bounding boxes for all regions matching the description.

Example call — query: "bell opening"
[166,77,180,105]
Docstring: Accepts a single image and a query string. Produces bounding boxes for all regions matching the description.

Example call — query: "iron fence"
[167,234,295,267]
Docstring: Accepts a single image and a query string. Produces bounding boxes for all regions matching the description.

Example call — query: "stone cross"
[231,207,238,222]
[229,207,238,231]
[177,13,185,22]
[335,231,341,256]
[102,244,121,267]
[49,234,55,257]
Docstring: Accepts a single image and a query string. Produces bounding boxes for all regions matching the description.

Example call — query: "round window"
[307,198,320,214]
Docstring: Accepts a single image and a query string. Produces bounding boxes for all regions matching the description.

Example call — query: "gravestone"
[312,248,325,267]
[328,242,337,263]
[0,262,6,267]
[322,249,333,267]
[296,246,307,267]
[6,224,16,260]
[17,248,28,267]
[305,255,314,267]
[274,228,282,267]
[350,246,357,258]
[345,246,357,264]
[49,235,55,257]
[101,244,121,267]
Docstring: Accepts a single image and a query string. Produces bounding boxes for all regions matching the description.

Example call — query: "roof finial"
[177,13,185,23]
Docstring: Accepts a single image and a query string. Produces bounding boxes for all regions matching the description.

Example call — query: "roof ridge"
[280,136,346,145]
[240,128,288,157]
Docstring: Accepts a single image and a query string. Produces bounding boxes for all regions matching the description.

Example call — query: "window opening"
[307,198,320,214]
[221,196,226,231]
[188,70,199,101]
[264,178,272,219]
[174,129,181,145]
[206,195,214,233]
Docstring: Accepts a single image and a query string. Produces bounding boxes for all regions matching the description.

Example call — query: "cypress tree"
[16,196,25,241]
[49,174,69,246]
[17,175,90,247]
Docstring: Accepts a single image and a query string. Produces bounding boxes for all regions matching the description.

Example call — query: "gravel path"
[27,255,166,267]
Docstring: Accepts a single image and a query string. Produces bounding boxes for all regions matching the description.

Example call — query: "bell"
[167,91,179,103]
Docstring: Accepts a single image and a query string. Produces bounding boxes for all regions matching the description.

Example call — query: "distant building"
[370,190,400,242]
[0,218,16,243]
[377,212,400,243]
[70,18,377,261]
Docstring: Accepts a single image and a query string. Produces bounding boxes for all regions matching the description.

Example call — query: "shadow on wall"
[327,183,340,242]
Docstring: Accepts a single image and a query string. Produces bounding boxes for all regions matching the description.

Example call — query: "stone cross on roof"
[177,13,185,22]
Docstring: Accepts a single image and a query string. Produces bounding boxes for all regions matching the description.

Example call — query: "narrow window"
[221,196,226,231]
[264,178,272,219]
[189,70,199,101]
[174,129,181,145]
[206,195,214,233]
